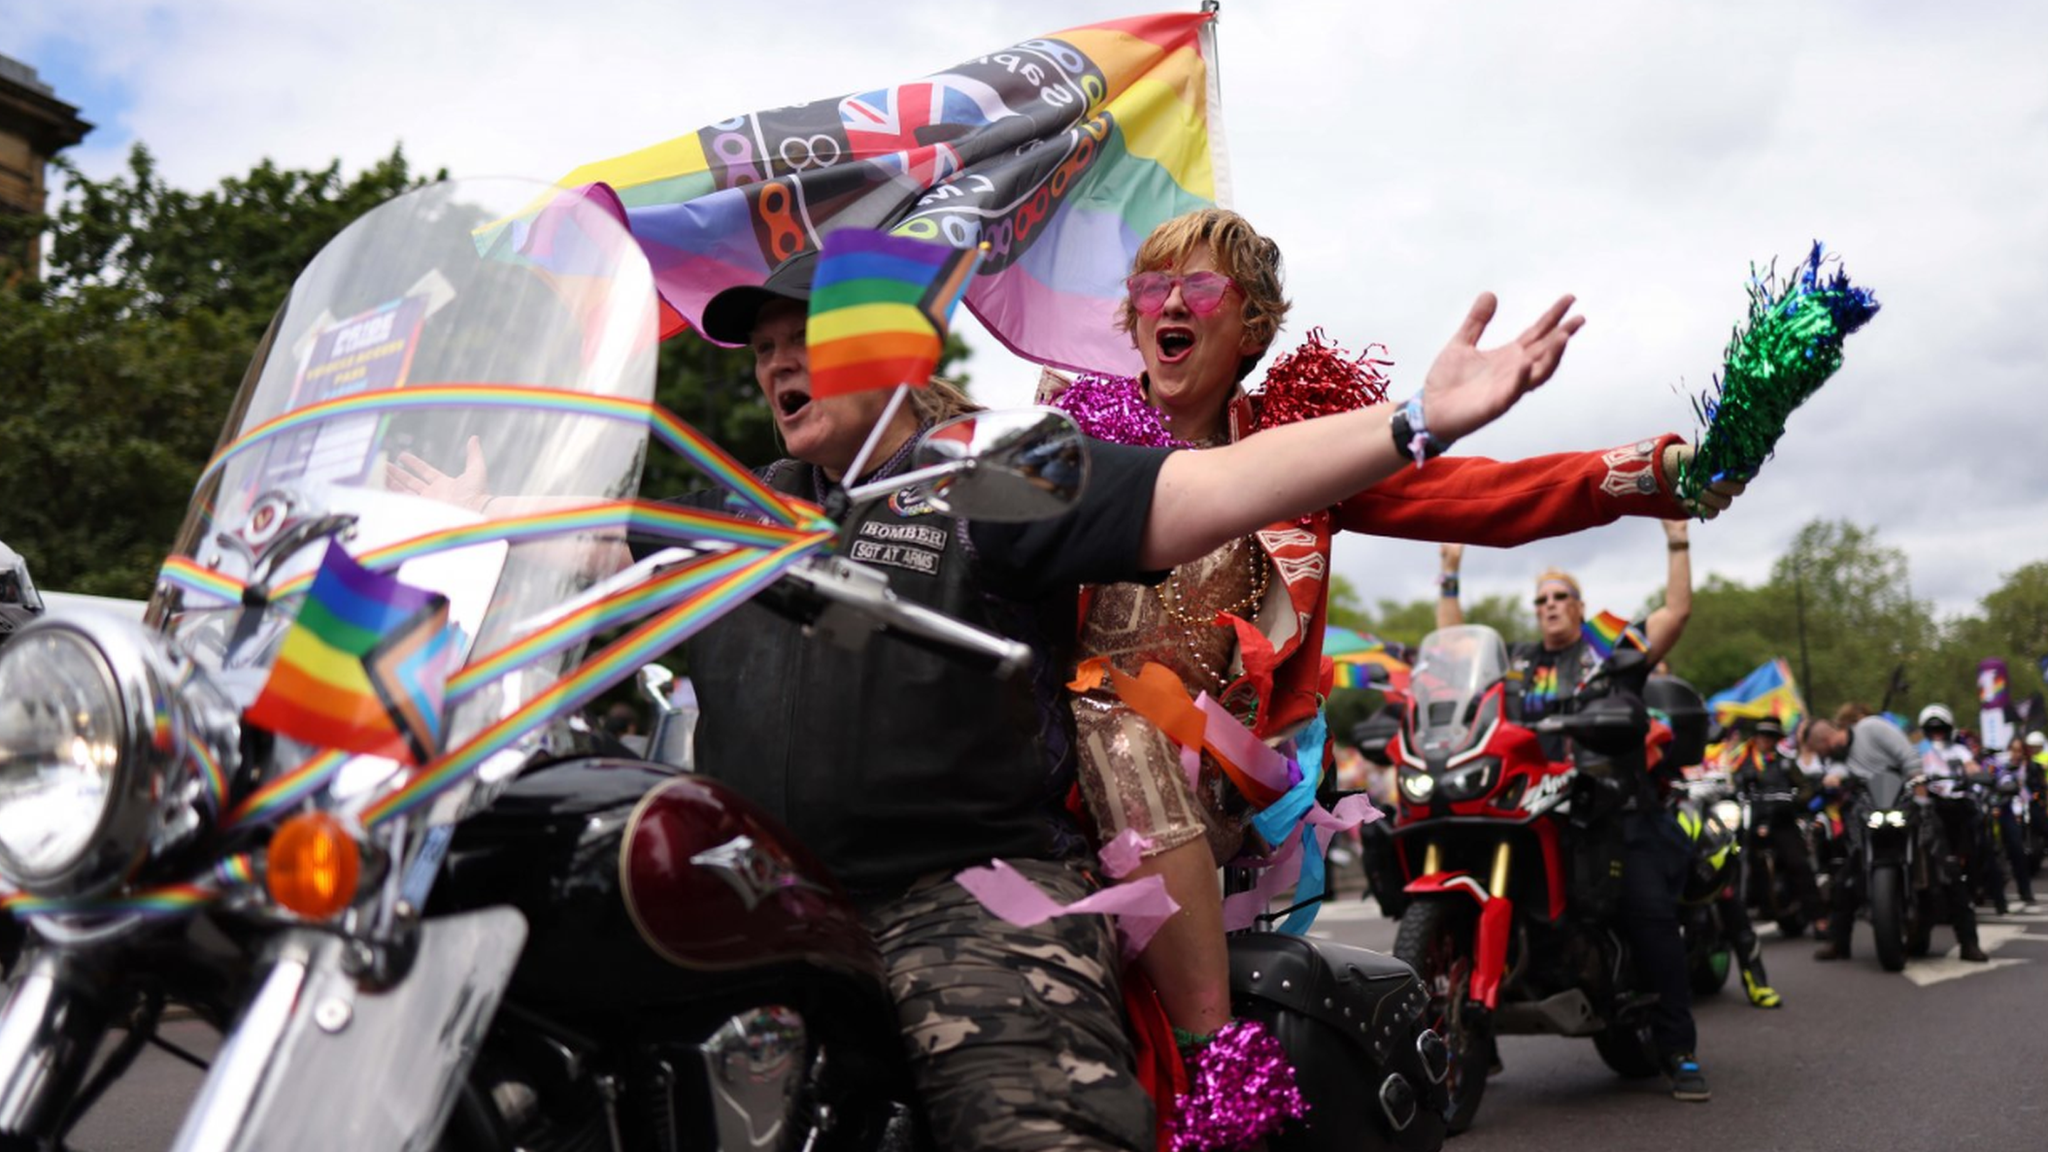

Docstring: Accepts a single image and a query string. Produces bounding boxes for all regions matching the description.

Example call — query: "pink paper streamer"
[1098,829,1156,879]
[1193,693,1301,794]
[956,859,1181,958]
[1219,832,1306,932]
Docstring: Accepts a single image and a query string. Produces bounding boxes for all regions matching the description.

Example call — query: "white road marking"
[1902,955,2029,986]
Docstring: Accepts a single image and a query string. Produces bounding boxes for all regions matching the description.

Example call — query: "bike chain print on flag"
[552,11,1223,374]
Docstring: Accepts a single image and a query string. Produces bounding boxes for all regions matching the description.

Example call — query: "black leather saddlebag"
[1228,933,1449,1151]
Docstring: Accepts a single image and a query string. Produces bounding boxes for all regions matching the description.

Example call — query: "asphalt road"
[1309,883,2048,1152]
[56,881,2048,1152]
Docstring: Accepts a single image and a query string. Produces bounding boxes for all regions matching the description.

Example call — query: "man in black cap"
[1729,716,1825,938]
[670,253,1585,1149]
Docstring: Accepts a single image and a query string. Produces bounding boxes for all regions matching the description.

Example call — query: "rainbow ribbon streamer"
[193,384,808,529]
[359,534,825,828]
[182,729,229,812]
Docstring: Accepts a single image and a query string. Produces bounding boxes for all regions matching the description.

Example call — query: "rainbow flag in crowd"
[246,547,457,765]
[807,230,981,398]
[1325,626,1412,691]
[1707,657,1806,731]
[1580,610,1648,661]
[550,11,1223,374]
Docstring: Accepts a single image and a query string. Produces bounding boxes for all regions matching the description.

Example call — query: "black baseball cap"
[1751,717,1785,739]
[698,252,818,345]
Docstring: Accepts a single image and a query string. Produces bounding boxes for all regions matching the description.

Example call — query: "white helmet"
[1917,703,1955,731]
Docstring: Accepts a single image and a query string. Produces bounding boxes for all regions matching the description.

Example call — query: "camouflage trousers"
[862,858,1153,1151]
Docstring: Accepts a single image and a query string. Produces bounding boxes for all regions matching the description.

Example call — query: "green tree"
[0,145,435,597]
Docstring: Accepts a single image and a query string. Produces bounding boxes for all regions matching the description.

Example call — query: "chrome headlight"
[1865,810,1887,829]
[0,614,181,897]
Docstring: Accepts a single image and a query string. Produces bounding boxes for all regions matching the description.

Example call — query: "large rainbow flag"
[1706,657,1805,731]
[550,11,1223,374]
[807,230,981,398]
[245,546,457,765]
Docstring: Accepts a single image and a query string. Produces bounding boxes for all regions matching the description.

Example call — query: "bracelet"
[1389,395,1450,468]
[1667,541,1689,553]
[1438,573,1460,598]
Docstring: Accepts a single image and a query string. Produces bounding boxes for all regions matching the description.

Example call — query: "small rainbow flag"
[245,546,457,765]
[1580,610,1648,661]
[806,230,981,399]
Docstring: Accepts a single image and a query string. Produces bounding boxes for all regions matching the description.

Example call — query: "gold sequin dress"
[1072,531,1264,867]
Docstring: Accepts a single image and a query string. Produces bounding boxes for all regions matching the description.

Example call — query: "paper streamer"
[955,859,1182,959]
[1099,829,1156,879]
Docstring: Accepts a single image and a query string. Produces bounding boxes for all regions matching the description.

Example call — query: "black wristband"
[1438,573,1460,598]
[1389,396,1450,465]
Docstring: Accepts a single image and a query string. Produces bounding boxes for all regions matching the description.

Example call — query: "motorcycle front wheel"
[1870,865,1907,972]
[1393,899,1489,1135]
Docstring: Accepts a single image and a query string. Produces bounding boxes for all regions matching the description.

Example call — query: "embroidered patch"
[888,486,944,517]
[852,520,949,576]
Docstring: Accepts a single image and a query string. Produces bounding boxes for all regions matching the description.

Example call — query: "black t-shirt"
[662,438,1170,898]
[1511,627,1651,764]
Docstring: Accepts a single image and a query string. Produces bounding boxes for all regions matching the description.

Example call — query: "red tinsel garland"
[1246,327,1393,432]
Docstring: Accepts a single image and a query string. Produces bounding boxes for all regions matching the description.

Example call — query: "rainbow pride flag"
[549,11,1223,374]
[807,230,981,398]
[246,546,457,765]
[1325,626,1412,691]
[1580,610,1648,661]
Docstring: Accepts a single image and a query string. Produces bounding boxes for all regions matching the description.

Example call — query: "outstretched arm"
[1641,519,1692,668]
[1142,293,1583,569]
[1437,544,1466,629]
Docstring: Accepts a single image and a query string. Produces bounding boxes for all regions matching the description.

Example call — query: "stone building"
[0,54,92,274]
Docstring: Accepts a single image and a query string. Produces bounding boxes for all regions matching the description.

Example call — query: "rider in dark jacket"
[1729,717,1826,932]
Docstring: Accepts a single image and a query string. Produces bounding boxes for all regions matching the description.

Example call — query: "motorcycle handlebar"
[758,556,1032,680]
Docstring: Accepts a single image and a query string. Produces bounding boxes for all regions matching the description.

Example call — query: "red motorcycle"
[1363,625,1683,1133]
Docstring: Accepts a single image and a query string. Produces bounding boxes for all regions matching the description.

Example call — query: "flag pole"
[839,383,912,490]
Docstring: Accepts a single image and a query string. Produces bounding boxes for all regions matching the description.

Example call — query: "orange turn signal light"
[266,811,361,920]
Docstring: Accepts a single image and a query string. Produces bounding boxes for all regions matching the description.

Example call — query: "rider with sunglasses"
[1437,523,1708,1100]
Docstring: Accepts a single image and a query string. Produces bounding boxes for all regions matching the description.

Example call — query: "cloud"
[7,0,2042,621]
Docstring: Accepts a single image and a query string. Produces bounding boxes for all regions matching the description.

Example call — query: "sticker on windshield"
[257,295,429,493]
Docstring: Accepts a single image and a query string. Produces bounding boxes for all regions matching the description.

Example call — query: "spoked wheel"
[1870,865,1907,972]
[1393,899,1490,1135]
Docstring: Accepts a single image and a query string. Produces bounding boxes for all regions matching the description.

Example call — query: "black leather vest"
[683,459,1086,899]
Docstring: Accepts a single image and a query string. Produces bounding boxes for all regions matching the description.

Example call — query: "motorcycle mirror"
[1351,705,1402,767]
[903,407,1090,522]
[0,542,45,640]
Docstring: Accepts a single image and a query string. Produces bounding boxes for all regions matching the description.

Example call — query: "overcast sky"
[8,0,2044,634]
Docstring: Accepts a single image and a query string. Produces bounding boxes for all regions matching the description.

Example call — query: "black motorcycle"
[0,178,1444,1151]
[1852,768,1939,971]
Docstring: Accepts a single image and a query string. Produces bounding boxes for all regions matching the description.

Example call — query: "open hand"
[1658,444,1747,519]
[1419,294,1584,446]
[386,435,492,513]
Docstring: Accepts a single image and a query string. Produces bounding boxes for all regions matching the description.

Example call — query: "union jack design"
[839,75,1017,186]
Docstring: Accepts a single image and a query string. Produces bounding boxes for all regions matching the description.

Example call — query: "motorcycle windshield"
[1409,625,1509,758]
[1866,769,1907,810]
[151,179,658,781]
